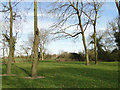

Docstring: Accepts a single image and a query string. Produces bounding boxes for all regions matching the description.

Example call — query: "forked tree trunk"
[32,0,39,77]
[7,0,13,74]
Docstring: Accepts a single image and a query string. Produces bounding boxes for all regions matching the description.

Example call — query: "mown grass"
[1,60,119,88]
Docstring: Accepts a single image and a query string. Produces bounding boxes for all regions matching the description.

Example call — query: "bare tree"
[82,0,103,64]
[39,29,50,61]
[31,0,39,77]
[49,0,91,65]
[0,1,24,74]
[20,42,31,58]
[2,30,18,63]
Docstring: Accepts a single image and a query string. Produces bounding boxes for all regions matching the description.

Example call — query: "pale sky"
[0,1,118,57]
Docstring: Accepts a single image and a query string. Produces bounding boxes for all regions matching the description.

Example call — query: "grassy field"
[1,60,118,88]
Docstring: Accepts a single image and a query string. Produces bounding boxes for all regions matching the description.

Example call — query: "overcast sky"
[0,1,118,57]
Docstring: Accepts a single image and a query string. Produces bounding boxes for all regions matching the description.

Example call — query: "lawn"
[1,60,119,88]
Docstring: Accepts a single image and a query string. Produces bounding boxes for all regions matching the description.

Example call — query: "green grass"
[1,61,118,88]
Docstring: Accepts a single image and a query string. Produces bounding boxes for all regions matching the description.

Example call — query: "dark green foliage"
[88,48,119,62]
[114,31,120,50]
[110,48,120,61]
[56,52,85,61]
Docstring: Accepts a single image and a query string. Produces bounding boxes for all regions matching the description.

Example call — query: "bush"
[56,52,85,61]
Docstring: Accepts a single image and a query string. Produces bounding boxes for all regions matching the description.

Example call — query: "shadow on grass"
[13,64,31,76]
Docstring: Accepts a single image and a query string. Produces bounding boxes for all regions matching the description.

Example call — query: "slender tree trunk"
[32,0,39,77]
[41,42,44,61]
[94,25,98,64]
[77,11,89,65]
[81,32,89,65]
[7,0,13,74]
[12,44,15,63]
[41,48,44,61]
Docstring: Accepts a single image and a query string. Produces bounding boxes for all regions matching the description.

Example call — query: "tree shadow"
[13,64,31,76]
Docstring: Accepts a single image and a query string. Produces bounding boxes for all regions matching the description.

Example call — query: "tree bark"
[77,10,89,65]
[32,0,39,77]
[41,41,44,61]
[12,43,15,63]
[41,48,44,61]
[7,0,13,74]
[94,5,98,64]
[94,25,98,64]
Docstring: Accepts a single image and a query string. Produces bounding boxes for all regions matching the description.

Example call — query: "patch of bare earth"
[0,74,16,76]
[24,76,45,79]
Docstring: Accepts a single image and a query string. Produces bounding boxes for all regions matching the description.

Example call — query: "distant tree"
[39,29,50,60]
[88,32,104,60]
[107,18,119,50]
[20,42,31,58]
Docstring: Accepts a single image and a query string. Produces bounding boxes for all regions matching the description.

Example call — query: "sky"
[0,1,118,57]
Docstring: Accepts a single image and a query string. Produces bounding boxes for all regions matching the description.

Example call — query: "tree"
[0,1,24,74]
[82,0,103,64]
[6,0,13,74]
[31,0,39,77]
[2,30,18,63]
[27,32,34,61]
[106,18,118,50]
[20,42,31,58]
[39,29,50,60]
[115,0,120,50]
[49,0,91,65]
[89,32,105,61]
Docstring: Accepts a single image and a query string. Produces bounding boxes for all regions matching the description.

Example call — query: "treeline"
[56,48,119,62]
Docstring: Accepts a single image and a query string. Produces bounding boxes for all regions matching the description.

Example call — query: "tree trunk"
[41,48,44,61]
[94,25,98,64]
[12,45,15,63]
[81,32,89,65]
[41,41,44,61]
[77,10,89,65]
[32,0,39,77]
[7,0,13,74]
